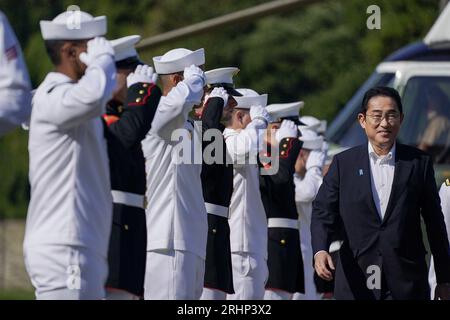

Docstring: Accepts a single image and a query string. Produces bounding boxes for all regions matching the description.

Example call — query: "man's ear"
[172,73,183,85]
[358,113,366,129]
[236,110,245,126]
[65,42,78,61]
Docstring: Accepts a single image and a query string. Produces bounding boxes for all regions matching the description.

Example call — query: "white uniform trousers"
[200,287,227,300]
[105,289,140,300]
[292,224,321,300]
[144,249,205,300]
[227,252,268,300]
[264,289,292,300]
[24,245,107,300]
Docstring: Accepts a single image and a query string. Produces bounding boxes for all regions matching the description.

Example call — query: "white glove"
[321,140,329,153]
[205,87,228,107]
[126,64,157,88]
[250,105,270,123]
[183,64,205,86]
[306,150,326,170]
[275,120,298,142]
[79,37,114,66]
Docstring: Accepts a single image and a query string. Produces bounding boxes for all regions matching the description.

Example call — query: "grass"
[0,289,34,300]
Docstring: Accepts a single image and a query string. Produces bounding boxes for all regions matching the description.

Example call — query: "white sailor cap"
[110,35,141,62]
[318,120,327,134]
[234,88,268,110]
[205,67,241,95]
[266,101,304,123]
[153,48,205,74]
[299,128,324,150]
[40,10,107,40]
[298,115,321,132]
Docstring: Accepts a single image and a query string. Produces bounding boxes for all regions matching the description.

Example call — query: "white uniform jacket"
[294,167,323,299]
[142,76,208,259]
[223,120,267,258]
[25,56,116,258]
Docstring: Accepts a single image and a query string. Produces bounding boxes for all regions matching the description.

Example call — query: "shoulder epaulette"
[445,178,450,186]
[127,82,156,107]
[279,137,294,158]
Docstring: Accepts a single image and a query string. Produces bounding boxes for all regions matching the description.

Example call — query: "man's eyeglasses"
[365,112,400,125]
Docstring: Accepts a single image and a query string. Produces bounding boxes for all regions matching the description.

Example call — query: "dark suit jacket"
[311,143,450,300]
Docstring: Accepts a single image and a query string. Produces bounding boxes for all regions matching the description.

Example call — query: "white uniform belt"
[205,202,229,218]
[267,218,299,230]
[111,190,144,209]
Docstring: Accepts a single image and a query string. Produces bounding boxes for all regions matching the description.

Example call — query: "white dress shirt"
[368,142,396,220]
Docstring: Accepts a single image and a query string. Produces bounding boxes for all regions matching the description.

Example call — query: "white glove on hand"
[127,64,157,88]
[79,37,114,66]
[275,120,298,143]
[321,140,329,153]
[183,64,205,86]
[250,105,270,124]
[205,87,229,107]
[306,150,326,171]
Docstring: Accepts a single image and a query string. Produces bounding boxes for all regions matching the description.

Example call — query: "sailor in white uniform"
[142,48,207,300]
[0,10,32,135]
[292,128,325,300]
[224,88,270,300]
[429,179,450,299]
[24,11,116,300]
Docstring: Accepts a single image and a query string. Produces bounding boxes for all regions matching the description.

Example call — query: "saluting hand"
[127,64,157,88]
[314,251,335,281]
[79,37,114,66]
[183,64,205,86]
[275,120,298,142]
[205,87,229,107]
[249,105,270,124]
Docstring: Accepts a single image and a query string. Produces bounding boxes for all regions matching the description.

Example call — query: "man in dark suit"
[312,86,450,300]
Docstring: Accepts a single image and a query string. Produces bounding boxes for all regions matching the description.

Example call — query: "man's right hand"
[249,105,270,124]
[205,87,229,107]
[275,119,298,142]
[314,251,335,281]
[79,37,114,66]
[306,150,326,170]
[183,64,205,86]
[127,64,157,88]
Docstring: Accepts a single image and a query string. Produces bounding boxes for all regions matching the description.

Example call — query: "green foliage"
[0,289,34,300]
[0,0,443,218]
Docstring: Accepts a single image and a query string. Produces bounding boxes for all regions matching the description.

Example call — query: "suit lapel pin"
[359,169,364,176]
